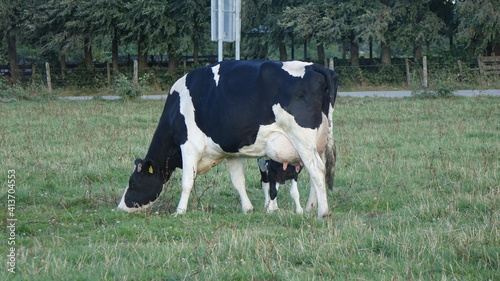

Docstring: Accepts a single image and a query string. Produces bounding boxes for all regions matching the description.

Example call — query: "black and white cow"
[118,60,338,218]
[258,158,303,214]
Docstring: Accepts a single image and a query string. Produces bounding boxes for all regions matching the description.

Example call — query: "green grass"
[1,97,499,280]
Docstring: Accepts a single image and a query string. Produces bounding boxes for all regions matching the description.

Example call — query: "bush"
[0,79,51,101]
[412,86,455,99]
[110,73,143,99]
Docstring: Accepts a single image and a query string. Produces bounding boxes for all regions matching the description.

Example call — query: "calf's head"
[117,158,164,212]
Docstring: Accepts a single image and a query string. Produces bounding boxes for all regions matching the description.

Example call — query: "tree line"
[1,0,499,83]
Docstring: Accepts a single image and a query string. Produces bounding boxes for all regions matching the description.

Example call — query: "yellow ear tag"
[148,166,154,174]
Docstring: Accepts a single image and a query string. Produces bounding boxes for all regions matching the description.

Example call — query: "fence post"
[133,60,139,87]
[45,62,52,93]
[422,56,428,88]
[405,58,410,87]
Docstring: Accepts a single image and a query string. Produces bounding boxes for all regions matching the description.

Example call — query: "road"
[1,89,499,102]
[57,89,500,101]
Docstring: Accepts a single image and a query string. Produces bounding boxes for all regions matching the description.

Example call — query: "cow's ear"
[134,158,143,172]
[144,160,155,174]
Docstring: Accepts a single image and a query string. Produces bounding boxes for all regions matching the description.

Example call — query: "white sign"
[211,0,241,60]
[211,0,241,42]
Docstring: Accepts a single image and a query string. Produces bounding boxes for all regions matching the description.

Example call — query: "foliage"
[1,98,498,280]
[455,0,500,55]
[411,88,455,99]
[0,78,51,100]
[110,73,143,99]
[1,0,499,84]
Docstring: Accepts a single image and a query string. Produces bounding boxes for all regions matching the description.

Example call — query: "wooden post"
[405,58,410,87]
[106,62,111,86]
[329,58,334,70]
[422,56,428,88]
[133,60,138,87]
[31,64,36,85]
[45,62,52,93]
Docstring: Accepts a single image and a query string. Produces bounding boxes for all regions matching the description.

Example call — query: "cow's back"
[178,60,330,153]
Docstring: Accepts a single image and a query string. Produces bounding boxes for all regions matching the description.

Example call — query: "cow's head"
[117,158,163,212]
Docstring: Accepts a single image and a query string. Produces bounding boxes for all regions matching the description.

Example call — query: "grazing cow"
[258,158,304,214]
[118,60,338,218]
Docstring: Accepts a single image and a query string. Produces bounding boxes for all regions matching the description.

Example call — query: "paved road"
[337,89,500,98]
[1,89,499,102]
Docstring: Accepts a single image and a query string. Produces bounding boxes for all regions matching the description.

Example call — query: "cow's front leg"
[175,148,198,215]
[262,181,271,210]
[227,158,254,213]
[266,182,279,213]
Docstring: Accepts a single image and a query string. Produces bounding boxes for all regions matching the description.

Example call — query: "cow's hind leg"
[294,143,330,218]
[228,158,254,213]
[305,181,318,212]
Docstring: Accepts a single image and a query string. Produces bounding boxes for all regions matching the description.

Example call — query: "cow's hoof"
[173,208,186,216]
[266,200,279,213]
[296,207,304,215]
[243,207,254,214]
[319,211,332,219]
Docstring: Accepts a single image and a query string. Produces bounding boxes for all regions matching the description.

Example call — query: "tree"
[356,0,396,64]
[90,0,129,72]
[455,0,500,55]
[279,0,338,62]
[181,0,210,64]
[1,0,27,82]
[392,0,445,61]
[29,0,103,73]
[430,0,457,50]
[243,0,301,61]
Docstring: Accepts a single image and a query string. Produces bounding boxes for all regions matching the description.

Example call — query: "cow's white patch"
[282,61,313,78]
[212,64,221,86]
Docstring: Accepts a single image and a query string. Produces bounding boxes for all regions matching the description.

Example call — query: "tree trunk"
[279,42,287,61]
[167,42,179,73]
[60,53,67,80]
[137,35,148,71]
[168,53,178,74]
[303,38,308,61]
[414,41,422,62]
[369,39,373,59]
[317,43,325,65]
[7,31,21,82]
[84,37,94,73]
[193,36,199,64]
[350,40,359,66]
[342,41,347,59]
[112,29,119,72]
[380,43,392,65]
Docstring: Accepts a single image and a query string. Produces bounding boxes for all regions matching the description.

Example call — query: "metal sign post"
[211,0,241,61]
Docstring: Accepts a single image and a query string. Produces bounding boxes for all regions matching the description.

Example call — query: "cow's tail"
[312,64,338,190]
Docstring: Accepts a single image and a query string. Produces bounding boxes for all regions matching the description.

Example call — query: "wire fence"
[1,56,499,95]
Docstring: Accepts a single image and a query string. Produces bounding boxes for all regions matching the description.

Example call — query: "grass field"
[1,96,499,280]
